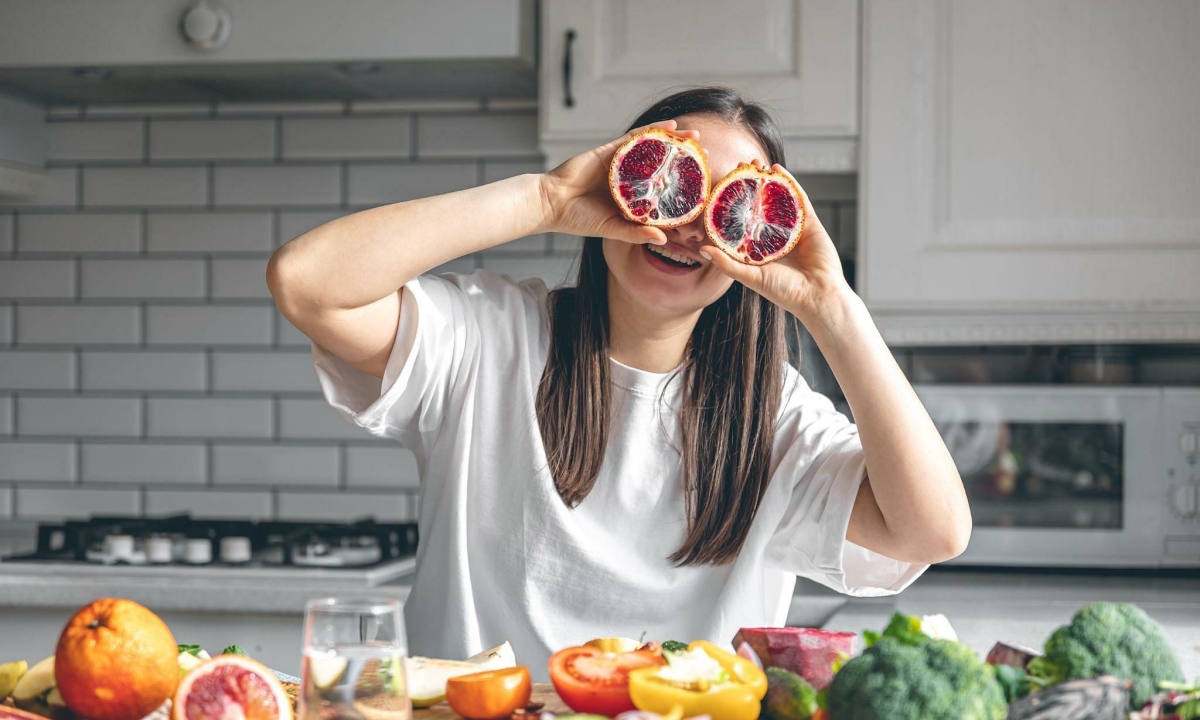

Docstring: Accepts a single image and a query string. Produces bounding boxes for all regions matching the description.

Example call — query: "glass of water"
[300,598,410,720]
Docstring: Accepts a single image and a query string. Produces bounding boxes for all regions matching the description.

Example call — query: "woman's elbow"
[920,514,972,565]
[266,245,309,318]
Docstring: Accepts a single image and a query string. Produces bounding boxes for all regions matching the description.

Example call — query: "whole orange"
[55,598,180,720]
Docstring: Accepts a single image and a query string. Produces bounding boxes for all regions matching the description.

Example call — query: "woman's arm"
[267,122,685,378]
[700,166,971,565]
[802,288,971,565]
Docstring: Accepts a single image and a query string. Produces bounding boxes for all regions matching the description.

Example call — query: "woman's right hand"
[538,120,699,245]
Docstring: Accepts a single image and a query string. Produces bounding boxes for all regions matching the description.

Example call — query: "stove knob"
[1170,483,1198,519]
[184,538,213,564]
[180,1,232,51]
[103,534,135,559]
[146,537,174,564]
[1181,430,1199,460]
[219,536,252,564]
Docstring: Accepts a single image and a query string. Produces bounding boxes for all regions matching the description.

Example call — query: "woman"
[267,88,971,670]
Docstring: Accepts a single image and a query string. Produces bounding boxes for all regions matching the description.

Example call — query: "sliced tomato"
[446,666,532,720]
[548,646,665,717]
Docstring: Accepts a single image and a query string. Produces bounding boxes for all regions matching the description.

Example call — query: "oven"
[914,386,1200,568]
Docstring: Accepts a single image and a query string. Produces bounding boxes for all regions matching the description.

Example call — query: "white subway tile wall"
[0,101,856,526]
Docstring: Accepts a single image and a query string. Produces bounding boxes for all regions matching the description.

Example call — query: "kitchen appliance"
[1,514,418,573]
[916,386,1200,568]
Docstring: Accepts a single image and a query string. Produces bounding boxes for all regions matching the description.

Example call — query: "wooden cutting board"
[414,684,569,720]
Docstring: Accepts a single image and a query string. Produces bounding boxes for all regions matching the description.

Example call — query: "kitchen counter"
[798,567,1200,680]
[0,555,414,674]
[0,558,414,613]
[4,558,1198,679]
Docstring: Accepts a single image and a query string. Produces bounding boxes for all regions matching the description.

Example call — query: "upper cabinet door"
[540,0,859,169]
[861,0,1200,344]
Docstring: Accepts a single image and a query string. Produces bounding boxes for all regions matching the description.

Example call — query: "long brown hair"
[536,87,793,566]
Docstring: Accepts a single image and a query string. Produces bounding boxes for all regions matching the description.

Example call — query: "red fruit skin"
[0,708,52,720]
[731,627,859,691]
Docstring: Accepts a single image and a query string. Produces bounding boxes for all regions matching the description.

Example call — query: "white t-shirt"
[314,269,924,678]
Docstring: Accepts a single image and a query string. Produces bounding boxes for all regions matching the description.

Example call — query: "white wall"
[0,97,856,528]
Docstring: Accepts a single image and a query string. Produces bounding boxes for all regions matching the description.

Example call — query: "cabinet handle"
[563,29,576,108]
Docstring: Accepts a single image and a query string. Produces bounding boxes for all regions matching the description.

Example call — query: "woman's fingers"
[600,216,668,245]
[597,120,700,160]
[700,243,761,285]
[770,163,826,236]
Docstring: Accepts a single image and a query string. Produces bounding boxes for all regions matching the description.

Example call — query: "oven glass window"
[939,421,1123,529]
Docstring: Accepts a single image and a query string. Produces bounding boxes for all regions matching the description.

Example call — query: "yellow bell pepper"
[628,640,767,720]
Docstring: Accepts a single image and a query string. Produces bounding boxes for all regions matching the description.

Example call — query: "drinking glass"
[299,597,411,720]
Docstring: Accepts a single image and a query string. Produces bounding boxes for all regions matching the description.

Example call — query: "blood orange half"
[0,707,50,720]
[704,163,806,265]
[608,128,710,228]
[173,655,292,720]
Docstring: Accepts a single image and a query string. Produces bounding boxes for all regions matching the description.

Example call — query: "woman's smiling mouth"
[644,243,703,274]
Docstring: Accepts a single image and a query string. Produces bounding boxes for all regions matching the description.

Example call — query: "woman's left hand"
[700,165,853,325]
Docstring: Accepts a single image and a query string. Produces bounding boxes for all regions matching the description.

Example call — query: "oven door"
[914,385,1164,567]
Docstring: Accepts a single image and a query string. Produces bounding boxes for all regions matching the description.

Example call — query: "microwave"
[914,386,1200,568]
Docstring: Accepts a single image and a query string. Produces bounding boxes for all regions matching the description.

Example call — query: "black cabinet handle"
[563,29,576,108]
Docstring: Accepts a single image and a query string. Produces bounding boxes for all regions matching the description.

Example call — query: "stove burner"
[3,515,418,569]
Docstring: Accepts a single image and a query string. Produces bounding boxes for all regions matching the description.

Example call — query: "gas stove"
[1,515,418,571]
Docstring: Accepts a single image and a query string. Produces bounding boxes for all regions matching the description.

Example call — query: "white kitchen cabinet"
[539,0,859,170]
[860,0,1200,345]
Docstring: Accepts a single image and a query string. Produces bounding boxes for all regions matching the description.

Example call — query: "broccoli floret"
[1027,602,1183,709]
[827,637,1006,720]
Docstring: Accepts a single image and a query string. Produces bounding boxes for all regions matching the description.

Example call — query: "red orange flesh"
[704,163,805,265]
[608,128,711,228]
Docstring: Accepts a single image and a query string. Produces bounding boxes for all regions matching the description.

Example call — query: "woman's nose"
[671,217,707,245]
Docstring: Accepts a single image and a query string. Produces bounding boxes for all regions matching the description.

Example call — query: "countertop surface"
[0,557,415,613]
[800,568,1200,680]
[3,545,1198,679]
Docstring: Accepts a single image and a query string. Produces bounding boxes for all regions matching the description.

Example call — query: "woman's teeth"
[647,244,699,267]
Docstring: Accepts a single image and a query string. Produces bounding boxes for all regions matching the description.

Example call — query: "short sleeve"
[312,269,547,451]
[763,367,927,597]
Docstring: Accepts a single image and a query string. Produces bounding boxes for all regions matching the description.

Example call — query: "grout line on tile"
[337,442,348,489]
[74,347,83,393]
[203,256,213,300]
[75,438,84,484]
[339,161,349,208]
[409,114,419,160]
[205,441,214,486]
[205,347,214,393]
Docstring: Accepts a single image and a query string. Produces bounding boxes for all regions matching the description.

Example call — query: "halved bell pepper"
[627,640,768,720]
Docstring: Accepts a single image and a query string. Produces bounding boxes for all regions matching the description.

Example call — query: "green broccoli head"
[827,637,1007,720]
[1027,602,1183,709]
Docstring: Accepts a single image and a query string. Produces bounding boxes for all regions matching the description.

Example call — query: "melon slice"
[407,642,515,708]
